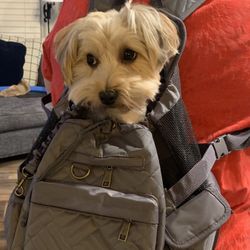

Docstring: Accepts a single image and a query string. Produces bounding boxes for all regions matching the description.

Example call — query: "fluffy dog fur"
[54,2,179,123]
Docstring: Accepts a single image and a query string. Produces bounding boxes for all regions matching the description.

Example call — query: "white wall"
[0,0,41,39]
[0,0,61,40]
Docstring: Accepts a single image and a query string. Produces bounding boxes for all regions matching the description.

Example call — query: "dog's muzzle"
[99,90,118,105]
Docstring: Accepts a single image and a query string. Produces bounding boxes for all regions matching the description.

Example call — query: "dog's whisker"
[119,91,142,111]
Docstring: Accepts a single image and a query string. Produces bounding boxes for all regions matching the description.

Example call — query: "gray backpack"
[4,6,250,250]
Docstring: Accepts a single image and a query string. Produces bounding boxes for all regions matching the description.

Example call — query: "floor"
[0,158,23,250]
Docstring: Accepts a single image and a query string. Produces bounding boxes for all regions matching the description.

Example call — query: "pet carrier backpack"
[4,4,250,250]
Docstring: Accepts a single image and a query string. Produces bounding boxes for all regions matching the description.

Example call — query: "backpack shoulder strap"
[167,128,250,206]
[18,89,70,182]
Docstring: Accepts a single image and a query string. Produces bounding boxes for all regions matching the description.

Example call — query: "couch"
[0,35,47,159]
[0,94,47,159]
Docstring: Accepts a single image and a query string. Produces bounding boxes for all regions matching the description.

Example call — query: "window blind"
[0,0,41,39]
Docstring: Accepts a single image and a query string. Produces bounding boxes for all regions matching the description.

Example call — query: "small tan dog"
[55,1,179,123]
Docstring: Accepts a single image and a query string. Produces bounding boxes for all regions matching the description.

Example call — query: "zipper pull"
[102,166,113,188]
[118,221,131,242]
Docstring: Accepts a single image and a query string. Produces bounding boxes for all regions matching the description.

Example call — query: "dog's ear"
[157,12,180,67]
[54,20,81,85]
[120,4,180,69]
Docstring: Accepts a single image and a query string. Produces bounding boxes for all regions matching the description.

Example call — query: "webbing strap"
[41,93,52,118]
[167,128,250,207]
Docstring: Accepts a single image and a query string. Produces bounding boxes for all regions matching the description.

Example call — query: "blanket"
[179,0,250,249]
[0,80,30,97]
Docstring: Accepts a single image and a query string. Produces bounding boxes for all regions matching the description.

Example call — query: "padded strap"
[160,0,205,20]
[167,128,250,207]
[53,91,69,118]
[225,129,250,151]
[41,88,69,118]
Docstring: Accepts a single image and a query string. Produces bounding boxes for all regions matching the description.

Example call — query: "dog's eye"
[122,49,137,63]
[87,54,98,68]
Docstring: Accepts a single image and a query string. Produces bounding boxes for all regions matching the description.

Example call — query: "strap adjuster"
[212,135,231,159]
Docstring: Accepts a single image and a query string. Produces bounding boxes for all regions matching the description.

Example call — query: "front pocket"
[24,181,159,250]
[45,157,145,190]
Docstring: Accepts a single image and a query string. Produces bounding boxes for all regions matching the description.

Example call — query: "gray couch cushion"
[0,127,43,158]
[0,96,47,158]
[0,97,47,133]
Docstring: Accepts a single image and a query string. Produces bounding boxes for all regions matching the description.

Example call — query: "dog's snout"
[99,90,118,105]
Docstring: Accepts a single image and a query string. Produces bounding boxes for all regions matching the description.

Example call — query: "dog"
[54,1,180,123]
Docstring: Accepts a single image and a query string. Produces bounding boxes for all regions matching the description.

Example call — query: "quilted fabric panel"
[24,204,157,250]
[41,123,166,249]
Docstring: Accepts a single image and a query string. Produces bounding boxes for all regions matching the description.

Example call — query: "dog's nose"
[99,90,118,105]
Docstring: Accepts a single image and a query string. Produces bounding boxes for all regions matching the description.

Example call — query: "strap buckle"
[212,135,231,160]
[14,168,33,197]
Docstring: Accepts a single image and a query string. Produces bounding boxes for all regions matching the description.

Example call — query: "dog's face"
[55,3,179,123]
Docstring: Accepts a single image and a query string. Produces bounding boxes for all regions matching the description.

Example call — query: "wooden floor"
[0,158,23,250]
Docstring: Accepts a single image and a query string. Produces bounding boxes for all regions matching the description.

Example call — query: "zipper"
[68,153,145,170]
[118,221,131,242]
[102,166,113,188]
